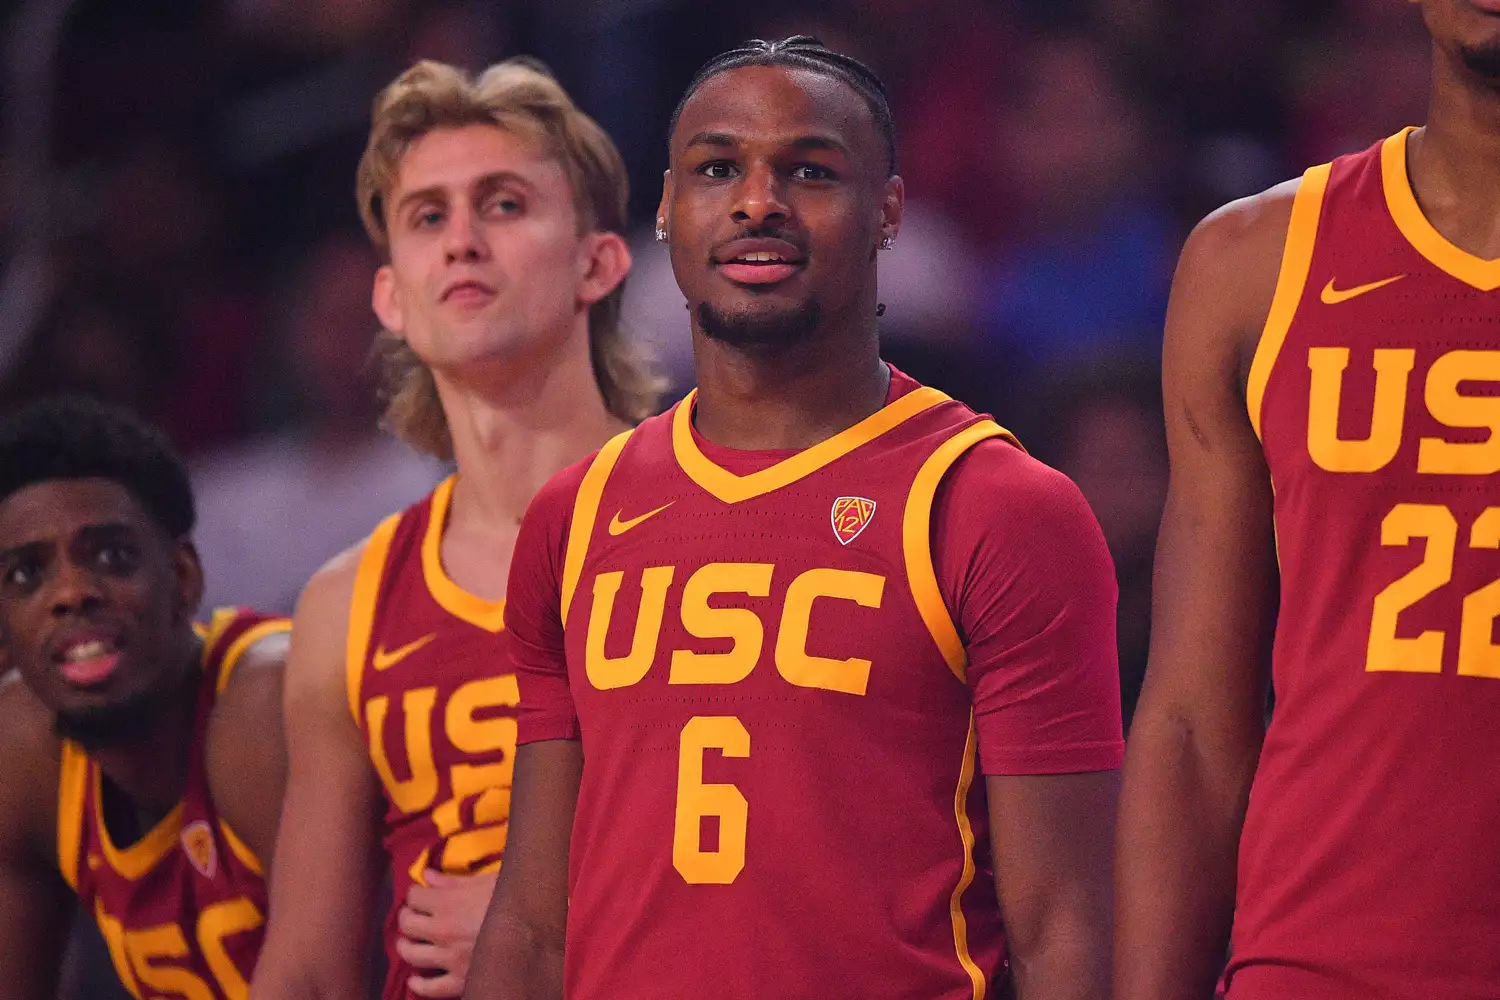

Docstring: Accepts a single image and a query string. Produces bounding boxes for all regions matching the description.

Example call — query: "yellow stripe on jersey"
[93,765,183,880]
[346,512,403,722]
[219,820,264,877]
[672,385,953,504]
[1246,161,1332,440]
[423,476,507,632]
[560,428,635,628]
[902,420,1014,684]
[216,617,292,694]
[950,715,986,1000]
[56,741,89,890]
[1383,126,1500,292]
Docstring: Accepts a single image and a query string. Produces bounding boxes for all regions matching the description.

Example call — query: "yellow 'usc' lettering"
[584,563,886,693]
[93,895,261,1000]
[1307,347,1500,474]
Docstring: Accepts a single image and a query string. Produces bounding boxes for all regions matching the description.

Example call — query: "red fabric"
[508,366,1120,999]
[66,609,280,999]
[1232,135,1500,1000]
[351,488,516,1000]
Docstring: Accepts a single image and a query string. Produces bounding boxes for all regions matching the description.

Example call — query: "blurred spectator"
[191,231,445,615]
[979,34,1176,371]
[1029,356,1167,728]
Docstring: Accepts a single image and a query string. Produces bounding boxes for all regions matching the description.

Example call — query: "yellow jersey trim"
[92,767,184,881]
[903,420,1013,684]
[671,385,952,504]
[346,512,402,722]
[1383,127,1500,292]
[1247,161,1331,440]
[219,819,263,877]
[560,429,635,628]
[950,716,987,1000]
[216,618,291,694]
[422,476,507,633]
[56,741,89,891]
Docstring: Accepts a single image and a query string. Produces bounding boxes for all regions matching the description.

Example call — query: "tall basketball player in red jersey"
[464,37,1123,1000]
[1116,3,1500,999]
[252,60,660,1000]
[0,396,290,1000]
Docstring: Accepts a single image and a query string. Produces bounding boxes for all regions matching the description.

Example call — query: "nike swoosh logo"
[608,502,674,536]
[373,633,436,671]
[1320,274,1405,305]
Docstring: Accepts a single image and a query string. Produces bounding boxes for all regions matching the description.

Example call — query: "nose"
[731,161,789,229]
[443,202,491,264]
[49,561,105,618]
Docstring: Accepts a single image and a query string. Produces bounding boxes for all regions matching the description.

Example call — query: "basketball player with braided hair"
[464,37,1122,1000]
[250,58,660,1000]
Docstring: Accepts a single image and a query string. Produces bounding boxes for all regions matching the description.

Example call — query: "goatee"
[55,689,166,751]
[1459,41,1500,86]
[698,299,822,349]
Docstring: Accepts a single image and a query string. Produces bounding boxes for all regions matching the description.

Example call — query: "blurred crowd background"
[0,3,1431,991]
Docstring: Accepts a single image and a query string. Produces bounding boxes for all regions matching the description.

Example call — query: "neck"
[1414,48,1500,255]
[88,641,200,816]
[434,319,628,532]
[690,314,888,451]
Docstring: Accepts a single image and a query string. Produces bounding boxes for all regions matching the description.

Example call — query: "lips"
[440,279,497,305]
[1470,0,1500,13]
[713,237,806,287]
[53,630,124,689]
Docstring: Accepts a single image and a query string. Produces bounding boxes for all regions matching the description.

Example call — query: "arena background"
[0,0,1428,995]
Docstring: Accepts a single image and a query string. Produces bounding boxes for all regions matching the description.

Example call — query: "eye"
[791,164,834,181]
[485,194,523,216]
[96,543,137,573]
[697,162,736,180]
[413,207,445,230]
[2,559,40,592]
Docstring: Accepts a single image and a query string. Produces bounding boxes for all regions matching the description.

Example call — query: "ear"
[577,231,632,307]
[878,173,905,250]
[656,169,674,241]
[171,539,205,623]
[371,265,405,336]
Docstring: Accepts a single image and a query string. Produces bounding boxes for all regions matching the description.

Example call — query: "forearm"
[1114,715,1256,1000]
[462,907,565,1000]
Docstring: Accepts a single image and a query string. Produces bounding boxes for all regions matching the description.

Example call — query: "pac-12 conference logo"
[831,496,876,545]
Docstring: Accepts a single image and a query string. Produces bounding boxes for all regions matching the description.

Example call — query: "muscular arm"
[0,676,74,1000]
[1113,186,1293,1000]
[208,627,291,867]
[250,554,381,1000]
[462,740,580,1000]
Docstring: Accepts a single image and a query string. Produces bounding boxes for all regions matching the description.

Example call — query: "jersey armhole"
[56,742,89,890]
[559,428,634,628]
[345,513,402,722]
[901,420,1018,685]
[215,617,293,694]
[1246,161,1332,440]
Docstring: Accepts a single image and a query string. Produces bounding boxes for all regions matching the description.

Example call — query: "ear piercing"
[879,236,895,250]
[655,219,668,243]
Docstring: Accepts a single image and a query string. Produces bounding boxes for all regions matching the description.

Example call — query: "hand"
[395,868,500,998]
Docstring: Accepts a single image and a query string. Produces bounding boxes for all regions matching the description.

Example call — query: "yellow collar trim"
[1383,127,1500,292]
[421,476,507,632]
[671,385,952,504]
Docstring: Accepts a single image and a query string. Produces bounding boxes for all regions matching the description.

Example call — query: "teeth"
[738,252,785,263]
[65,640,111,661]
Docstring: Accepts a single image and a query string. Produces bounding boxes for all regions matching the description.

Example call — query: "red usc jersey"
[1236,129,1500,999]
[347,476,517,1000]
[510,367,1123,1000]
[58,608,289,1000]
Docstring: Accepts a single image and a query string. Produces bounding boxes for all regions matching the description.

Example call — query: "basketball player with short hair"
[0,395,290,1000]
[251,59,659,1000]
[464,37,1123,1000]
[1116,2,1500,999]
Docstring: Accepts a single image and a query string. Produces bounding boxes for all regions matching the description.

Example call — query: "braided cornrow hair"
[668,36,896,175]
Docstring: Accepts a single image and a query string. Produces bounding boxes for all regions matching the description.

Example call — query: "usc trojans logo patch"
[181,820,218,880]
[831,496,876,545]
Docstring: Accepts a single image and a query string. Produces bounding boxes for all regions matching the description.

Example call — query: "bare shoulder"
[0,672,64,852]
[1173,176,1304,366]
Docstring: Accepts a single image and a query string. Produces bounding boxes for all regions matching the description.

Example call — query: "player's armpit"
[249,551,381,1000]
[207,626,291,869]
[0,678,74,1000]
[986,770,1118,1000]
[463,739,581,1000]
[1113,187,1291,1000]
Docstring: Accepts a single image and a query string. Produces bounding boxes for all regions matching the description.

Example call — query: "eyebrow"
[0,522,137,564]
[394,171,538,215]
[682,131,851,157]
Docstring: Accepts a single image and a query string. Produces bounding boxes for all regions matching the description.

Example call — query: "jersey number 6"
[672,716,749,884]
